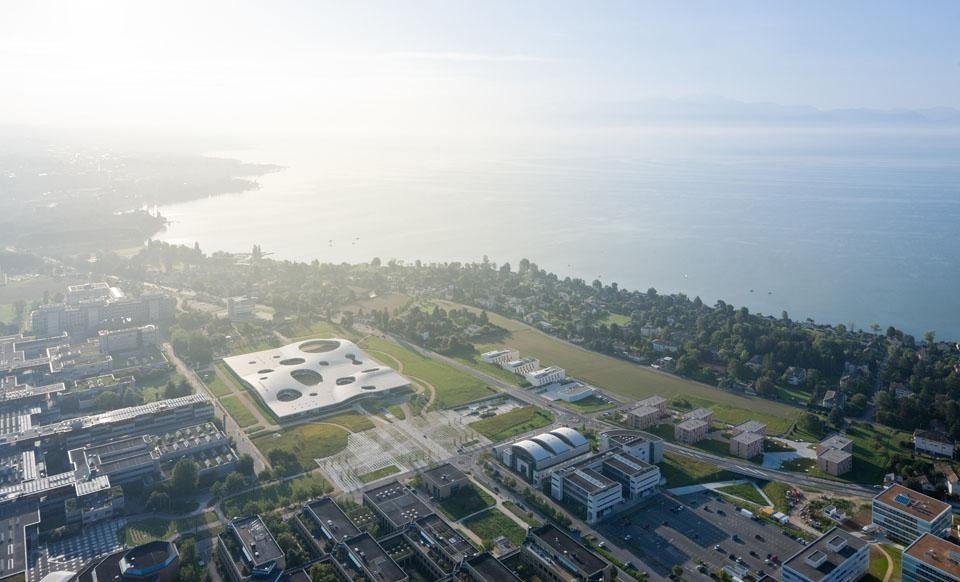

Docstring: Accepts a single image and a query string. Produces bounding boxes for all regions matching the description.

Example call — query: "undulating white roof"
[550,426,588,448]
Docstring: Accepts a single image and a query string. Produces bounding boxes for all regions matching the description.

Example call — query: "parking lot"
[599,491,805,580]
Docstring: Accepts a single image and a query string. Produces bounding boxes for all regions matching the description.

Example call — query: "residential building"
[683,407,714,423]
[816,435,854,456]
[902,533,960,582]
[227,296,257,321]
[501,357,539,375]
[626,405,660,430]
[818,448,854,476]
[480,349,519,365]
[730,431,764,459]
[524,366,566,387]
[784,366,807,387]
[652,340,679,353]
[421,463,469,500]
[872,484,952,544]
[913,430,955,458]
[494,427,591,484]
[731,420,767,437]
[636,395,667,415]
[675,419,709,444]
[781,527,869,582]
[98,325,158,354]
[521,524,613,582]
[217,516,286,582]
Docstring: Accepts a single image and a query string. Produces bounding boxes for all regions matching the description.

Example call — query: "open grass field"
[600,312,631,327]
[206,365,234,397]
[867,546,888,582]
[444,301,800,433]
[280,319,357,341]
[121,512,219,546]
[220,395,258,428]
[361,336,497,408]
[761,481,793,513]
[342,292,411,315]
[660,452,738,487]
[0,304,15,324]
[437,483,495,520]
[359,465,401,483]
[717,483,769,506]
[469,406,554,442]
[253,424,350,467]
[319,412,375,432]
[553,395,616,413]
[223,472,330,518]
[0,276,76,304]
[463,508,526,547]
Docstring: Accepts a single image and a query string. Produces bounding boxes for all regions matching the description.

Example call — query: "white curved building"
[223,338,410,421]
[496,427,591,483]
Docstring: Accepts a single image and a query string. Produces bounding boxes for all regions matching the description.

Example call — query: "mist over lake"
[156,127,960,338]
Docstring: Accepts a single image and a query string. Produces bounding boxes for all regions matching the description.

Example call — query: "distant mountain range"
[556,96,960,127]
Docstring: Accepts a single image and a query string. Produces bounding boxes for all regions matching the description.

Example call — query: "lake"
[155,128,960,338]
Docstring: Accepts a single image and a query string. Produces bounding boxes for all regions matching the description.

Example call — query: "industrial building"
[495,427,591,484]
[872,484,952,545]
[781,527,868,582]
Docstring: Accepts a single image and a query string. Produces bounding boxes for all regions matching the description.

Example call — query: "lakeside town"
[1,245,959,582]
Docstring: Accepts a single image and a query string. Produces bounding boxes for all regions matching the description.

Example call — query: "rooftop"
[465,552,521,581]
[734,420,766,433]
[874,484,951,522]
[421,463,469,489]
[305,497,360,541]
[229,515,284,567]
[782,527,866,582]
[629,405,660,417]
[914,429,955,444]
[415,513,475,561]
[564,467,619,495]
[528,523,608,575]
[223,339,410,420]
[603,451,656,476]
[684,408,713,421]
[819,434,853,450]
[341,532,406,581]
[731,431,765,445]
[903,533,960,580]
[637,395,666,407]
[364,480,432,528]
[819,448,853,463]
[676,418,709,431]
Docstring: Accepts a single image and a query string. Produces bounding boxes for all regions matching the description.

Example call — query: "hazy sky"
[2,1,958,137]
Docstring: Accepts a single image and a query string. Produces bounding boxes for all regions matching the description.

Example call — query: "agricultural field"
[253,424,350,467]
[361,336,497,408]
[220,395,258,428]
[447,301,800,433]
[463,508,526,547]
[469,406,554,442]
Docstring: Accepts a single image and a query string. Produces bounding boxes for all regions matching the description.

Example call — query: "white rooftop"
[223,338,410,420]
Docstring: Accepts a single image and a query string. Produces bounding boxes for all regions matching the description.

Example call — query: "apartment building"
[480,348,519,365]
[675,419,709,444]
[730,431,764,459]
[913,430,955,459]
[626,405,660,430]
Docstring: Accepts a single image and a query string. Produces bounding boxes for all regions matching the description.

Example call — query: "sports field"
[439,301,800,433]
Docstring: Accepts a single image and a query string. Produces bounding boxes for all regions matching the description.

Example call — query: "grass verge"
[220,395,257,428]
[470,406,554,442]
[462,508,526,547]
[359,465,401,483]
[437,483,495,520]
[223,472,330,518]
[253,424,350,467]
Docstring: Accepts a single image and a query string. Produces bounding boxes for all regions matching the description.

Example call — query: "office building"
[599,429,664,464]
[227,296,258,321]
[460,552,522,582]
[330,532,407,582]
[363,480,433,533]
[480,349,519,365]
[501,357,540,375]
[781,527,869,582]
[524,366,566,387]
[31,288,174,339]
[98,324,158,354]
[902,533,960,582]
[218,516,286,582]
[421,463,469,500]
[872,484,952,544]
[521,524,613,582]
[551,464,622,524]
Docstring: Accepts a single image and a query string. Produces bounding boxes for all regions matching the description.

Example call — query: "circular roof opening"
[317,361,330,366]
[361,385,377,390]
[276,389,303,402]
[299,340,341,353]
[279,357,306,366]
[290,369,323,386]
[248,361,256,365]
[257,369,273,374]
[336,377,356,386]
[362,368,380,373]
[309,392,318,396]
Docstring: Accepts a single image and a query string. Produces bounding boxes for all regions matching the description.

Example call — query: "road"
[162,342,268,474]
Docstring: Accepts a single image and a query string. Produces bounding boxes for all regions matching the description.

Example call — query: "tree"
[828,406,845,428]
[237,454,255,476]
[171,459,199,496]
[145,490,170,511]
[798,412,825,437]
[223,472,248,496]
[310,563,338,582]
[93,391,121,411]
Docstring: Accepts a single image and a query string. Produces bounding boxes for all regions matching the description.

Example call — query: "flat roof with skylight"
[223,338,410,421]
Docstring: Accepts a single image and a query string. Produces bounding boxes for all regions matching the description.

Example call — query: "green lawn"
[503,501,543,527]
[781,423,912,485]
[469,406,554,442]
[761,481,794,513]
[387,405,406,420]
[867,546,888,582]
[660,452,738,487]
[362,336,498,408]
[206,365,234,397]
[223,472,330,518]
[600,312,631,327]
[0,304,15,324]
[319,412,375,432]
[437,483,495,520]
[553,395,615,413]
[121,512,219,546]
[220,395,258,428]
[253,423,350,467]
[463,508,526,547]
[453,301,800,434]
[716,483,769,506]
[449,352,526,386]
[359,465,401,483]
[765,439,797,452]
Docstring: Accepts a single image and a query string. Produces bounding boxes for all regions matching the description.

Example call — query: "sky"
[1,1,958,138]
